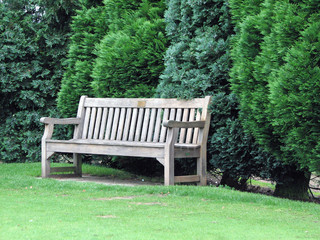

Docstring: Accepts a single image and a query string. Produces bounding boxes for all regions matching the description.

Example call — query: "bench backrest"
[73,96,211,145]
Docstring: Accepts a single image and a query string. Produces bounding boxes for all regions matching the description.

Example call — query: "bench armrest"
[163,120,206,128]
[40,117,82,125]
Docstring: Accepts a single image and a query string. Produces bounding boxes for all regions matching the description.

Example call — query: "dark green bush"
[0,0,77,162]
[229,0,319,199]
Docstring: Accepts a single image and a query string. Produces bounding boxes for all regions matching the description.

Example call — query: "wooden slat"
[105,108,114,140]
[84,97,207,109]
[192,109,201,144]
[122,108,132,141]
[128,108,138,141]
[73,95,87,139]
[140,108,150,142]
[99,108,108,139]
[179,109,189,143]
[110,108,120,140]
[50,167,76,173]
[87,107,97,139]
[153,108,162,142]
[147,108,157,142]
[82,107,91,139]
[186,108,195,144]
[175,108,182,143]
[174,175,200,183]
[93,107,102,139]
[134,108,145,141]
[159,109,169,143]
[116,108,126,140]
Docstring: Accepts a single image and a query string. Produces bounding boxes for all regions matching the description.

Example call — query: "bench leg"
[164,155,174,186]
[197,153,207,186]
[73,153,82,177]
[41,141,50,178]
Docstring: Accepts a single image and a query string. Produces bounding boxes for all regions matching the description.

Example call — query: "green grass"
[1,163,319,240]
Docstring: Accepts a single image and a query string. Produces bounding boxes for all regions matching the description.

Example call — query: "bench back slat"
[147,108,157,142]
[99,108,108,139]
[77,96,211,144]
[122,108,132,141]
[105,107,114,140]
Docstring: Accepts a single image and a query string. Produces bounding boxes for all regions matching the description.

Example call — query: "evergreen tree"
[58,0,166,117]
[0,0,77,162]
[229,0,319,199]
[156,0,275,189]
[91,0,166,99]
[58,1,107,117]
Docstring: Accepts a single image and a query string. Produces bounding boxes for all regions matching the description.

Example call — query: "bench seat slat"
[46,139,200,159]
[46,139,200,149]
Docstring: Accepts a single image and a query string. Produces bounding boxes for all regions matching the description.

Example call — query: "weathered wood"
[192,109,201,144]
[129,108,138,141]
[87,107,97,139]
[82,107,91,139]
[147,108,157,142]
[186,108,195,144]
[179,109,189,143]
[84,97,207,109]
[41,95,211,185]
[105,107,114,140]
[163,120,206,128]
[98,108,108,139]
[153,108,162,142]
[40,117,81,125]
[140,108,150,142]
[135,108,144,141]
[159,108,169,143]
[116,108,126,140]
[93,108,102,139]
[74,95,87,140]
[50,166,76,173]
[174,175,200,183]
[164,127,178,186]
[122,108,132,141]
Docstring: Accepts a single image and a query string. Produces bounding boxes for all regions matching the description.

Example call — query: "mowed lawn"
[0,163,319,240]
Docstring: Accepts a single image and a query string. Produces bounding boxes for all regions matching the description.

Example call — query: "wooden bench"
[40,96,211,185]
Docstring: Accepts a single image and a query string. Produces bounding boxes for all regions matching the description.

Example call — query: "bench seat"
[46,139,201,160]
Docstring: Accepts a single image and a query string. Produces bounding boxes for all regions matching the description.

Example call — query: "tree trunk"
[274,167,311,201]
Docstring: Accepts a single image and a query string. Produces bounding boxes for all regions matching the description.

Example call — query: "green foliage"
[0,0,77,162]
[229,0,320,173]
[269,21,320,172]
[58,3,108,117]
[58,0,167,117]
[156,0,277,187]
[91,0,166,99]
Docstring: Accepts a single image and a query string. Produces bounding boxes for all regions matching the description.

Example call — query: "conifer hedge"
[156,0,276,188]
[58,0,167,117]
[0,0,77,162]
[229,0,319,199]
